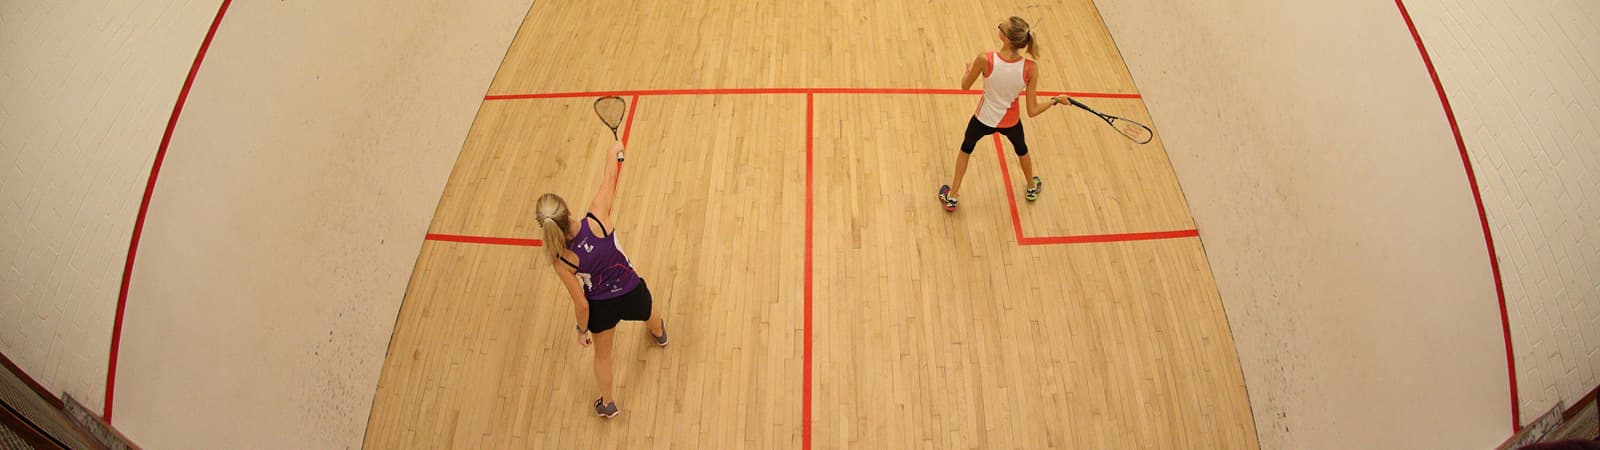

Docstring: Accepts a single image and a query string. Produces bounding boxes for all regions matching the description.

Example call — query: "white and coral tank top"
[974,51,1034,128]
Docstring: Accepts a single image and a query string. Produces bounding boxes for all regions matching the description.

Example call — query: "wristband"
[577,325,588,334]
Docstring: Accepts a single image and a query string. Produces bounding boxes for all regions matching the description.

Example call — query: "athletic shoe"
[594,398,620,418]
[1025,176,1042,201]
[651,320,668,347]
[939,185,958,212]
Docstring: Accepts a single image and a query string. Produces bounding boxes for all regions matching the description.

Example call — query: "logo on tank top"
[578,240,594,253]
[576,272,594,291]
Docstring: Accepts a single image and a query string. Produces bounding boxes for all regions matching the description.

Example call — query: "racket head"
[1109,117,1154,144]
[593,96,627,134]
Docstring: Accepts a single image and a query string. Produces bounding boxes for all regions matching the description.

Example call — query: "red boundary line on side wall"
[106,0,233,423]
[486,87,1140,101]
[1395,0,1519,432]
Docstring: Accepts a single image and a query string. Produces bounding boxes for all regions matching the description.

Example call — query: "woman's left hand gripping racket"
[1066,97,1155,144]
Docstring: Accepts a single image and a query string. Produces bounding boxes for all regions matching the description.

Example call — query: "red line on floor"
[425,224,1188,250]
[992,134,1028,243]
[426,96,635,250]
[425,233,542,247]
[802,93,815,450]
[1019,229,1199,245]
[488,88,810,100]
[1395,0,1519,432]
[486,87,1140,101]
[622,95,640,144]
[990,131,1197,246]
[615,95,640,188]
[105,0,232,424]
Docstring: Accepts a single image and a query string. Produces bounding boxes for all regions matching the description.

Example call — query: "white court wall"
[1403,0,1600,426]
[0,0,218,415]
[1097,1,1518,448]
[95,1,528,448]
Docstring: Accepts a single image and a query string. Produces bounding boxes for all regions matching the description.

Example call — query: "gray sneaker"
[1026,176,1042,201]
[594,398,619,418]
[651,320,668,347]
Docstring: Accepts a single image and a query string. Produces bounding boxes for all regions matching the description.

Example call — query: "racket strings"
[594,97,627,131]
[1111,118,1154,144]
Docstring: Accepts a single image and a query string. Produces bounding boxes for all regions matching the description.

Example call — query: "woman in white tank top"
[938,16,1072,211]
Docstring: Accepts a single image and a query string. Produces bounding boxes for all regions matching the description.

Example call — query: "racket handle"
[1067,97,1092,110]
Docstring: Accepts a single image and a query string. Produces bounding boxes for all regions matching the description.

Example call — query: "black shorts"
[959,116,1029,156]
[587,279,653,333]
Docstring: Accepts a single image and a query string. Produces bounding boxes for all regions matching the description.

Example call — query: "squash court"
[364,1,1257,448]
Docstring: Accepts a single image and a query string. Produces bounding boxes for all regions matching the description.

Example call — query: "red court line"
[486,87,1140,101]
[993,135,1029,243]
[420,228,1200,250]
[622,95,639,144]
[490,88,809,99]
[105,0,232,423]
[821,88,1137,98]
[615,95,640,188]
[425,233,542,247]
[990,135,1197,246]
[1019,229,1198,245]
[424,97,637,248]
[1396,0,1519,432]
[802,93,815,450]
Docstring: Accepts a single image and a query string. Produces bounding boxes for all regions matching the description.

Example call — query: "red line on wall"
[1395,0,1519,432]
[485,87,1140,101]
[802,93,815,450]
[424,233,542,247]
[105,0,233,423]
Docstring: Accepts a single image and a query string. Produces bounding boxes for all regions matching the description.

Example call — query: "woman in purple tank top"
[534,140,666,419]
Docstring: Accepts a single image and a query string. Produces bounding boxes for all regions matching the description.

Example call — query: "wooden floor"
[365,1,1258,448]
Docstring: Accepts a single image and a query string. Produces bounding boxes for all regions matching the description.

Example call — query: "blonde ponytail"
[535,193,571,262]
[1006,16,1039,59]
[1025,31,1039,59]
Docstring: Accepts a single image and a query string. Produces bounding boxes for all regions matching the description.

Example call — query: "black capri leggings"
[958,116,1029,156]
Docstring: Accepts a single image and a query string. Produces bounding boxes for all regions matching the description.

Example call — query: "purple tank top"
[562,213,640,301]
